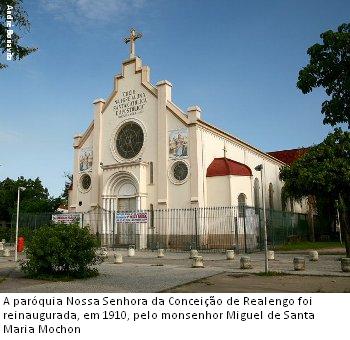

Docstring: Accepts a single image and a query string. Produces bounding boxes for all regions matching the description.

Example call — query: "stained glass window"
[173,161,188,181]
[81,174,91,190]
[116,122,144,159]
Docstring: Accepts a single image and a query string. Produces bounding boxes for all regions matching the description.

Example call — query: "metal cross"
[124,28,142,58]
[223,144,227,158]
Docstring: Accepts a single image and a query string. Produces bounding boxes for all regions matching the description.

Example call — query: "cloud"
[0,130,23,143]
[39,0,147,23]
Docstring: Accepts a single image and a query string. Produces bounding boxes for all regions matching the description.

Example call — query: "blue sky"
[0,0,349,197]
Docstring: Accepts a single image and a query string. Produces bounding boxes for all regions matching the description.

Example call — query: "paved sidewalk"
[0,250,348,293]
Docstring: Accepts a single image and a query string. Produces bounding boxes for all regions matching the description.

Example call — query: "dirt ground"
[164,273,350,293]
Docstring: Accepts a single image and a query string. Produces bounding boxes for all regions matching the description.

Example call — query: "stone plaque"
[113,89,147,118]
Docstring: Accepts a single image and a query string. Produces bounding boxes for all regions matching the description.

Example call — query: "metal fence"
[80,206,260,252]
[3,206,313,252]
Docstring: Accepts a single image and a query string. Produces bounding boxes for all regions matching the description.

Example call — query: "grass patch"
[256,271,288,277]
[274,241,343,251]
[25,268,99,282]
[0,276,7,284]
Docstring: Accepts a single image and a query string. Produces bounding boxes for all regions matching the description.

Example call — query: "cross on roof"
[223,144,227,158]
[124,28,142,58]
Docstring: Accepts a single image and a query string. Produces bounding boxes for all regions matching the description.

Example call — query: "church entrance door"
[118,197,136,211]
[117,197,137,246]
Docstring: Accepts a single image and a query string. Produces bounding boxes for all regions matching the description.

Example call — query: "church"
[68,29,304,249]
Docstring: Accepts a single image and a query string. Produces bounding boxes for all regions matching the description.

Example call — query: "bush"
[21,223,102,279]
[0,226,11,242]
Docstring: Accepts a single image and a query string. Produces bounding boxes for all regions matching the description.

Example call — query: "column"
[136,196,141,210]
[102,198,106,234]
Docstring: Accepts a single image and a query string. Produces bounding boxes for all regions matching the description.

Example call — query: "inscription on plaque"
[113,89,147,118]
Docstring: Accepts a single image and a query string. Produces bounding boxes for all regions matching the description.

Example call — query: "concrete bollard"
[189,249,198,259]
[267,250,275,260]
[309,250,319,261]
[100,247,108,259]
[0,242,4,251]
[114,253,123,264]
[192,256,204,268]
[226,250,235,260]
[293,257,305,271]
[157,249,165,258]
[240,256,252,269]
[3,248,10,257]
[341,258,350,272]
[128,246,135,257]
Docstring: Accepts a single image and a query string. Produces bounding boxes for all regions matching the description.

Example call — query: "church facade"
[68,30,304,248]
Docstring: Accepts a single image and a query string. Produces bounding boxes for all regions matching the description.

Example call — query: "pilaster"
[91,98,105,207]
[187,106,202,206]
[156,80,172,207]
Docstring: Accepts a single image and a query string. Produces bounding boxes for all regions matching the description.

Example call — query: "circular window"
[173,161,188,182]
[116,122,144,159]
[80,174,91,191]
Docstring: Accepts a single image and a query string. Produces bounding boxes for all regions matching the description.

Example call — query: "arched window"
[268,183,274,211]
[238,193,246,217]
[254,178,260,213]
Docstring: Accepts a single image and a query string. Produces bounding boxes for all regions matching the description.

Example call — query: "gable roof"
[267,148,308,165]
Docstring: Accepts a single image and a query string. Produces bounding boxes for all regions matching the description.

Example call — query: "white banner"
[52,213,81,224]
[116,212,148,223]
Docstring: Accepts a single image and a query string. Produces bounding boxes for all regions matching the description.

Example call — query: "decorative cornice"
[75,121,94,149]
[166,101,190,125]
[197,120,285,166]
[101,161,149,171]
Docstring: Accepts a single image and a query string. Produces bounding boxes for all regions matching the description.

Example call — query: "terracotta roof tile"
[206,158,252,177]
[267,148,308,165]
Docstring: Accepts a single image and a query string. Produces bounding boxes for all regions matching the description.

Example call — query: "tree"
[0,0,37,69]
[279,129,350,256]
[0,177,61,222]
[61,172,73,205]
[297,23,350,127]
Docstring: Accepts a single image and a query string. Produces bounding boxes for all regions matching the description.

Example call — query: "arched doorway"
[103,171,144,248]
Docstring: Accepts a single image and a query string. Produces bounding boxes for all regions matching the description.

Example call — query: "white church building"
[68,30,304,250]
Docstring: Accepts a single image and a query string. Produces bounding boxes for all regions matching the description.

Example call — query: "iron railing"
[2,206,314,252]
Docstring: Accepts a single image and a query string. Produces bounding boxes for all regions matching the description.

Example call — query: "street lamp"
[15,186,26,262]
[255,164,268,273]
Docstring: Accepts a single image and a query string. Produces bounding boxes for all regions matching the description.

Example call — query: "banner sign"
[116,212,148,223]
[52,213,80,224]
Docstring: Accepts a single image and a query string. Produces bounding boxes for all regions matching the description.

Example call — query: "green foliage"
[0,0,37,69]
[21,223,102,279]
[0,177,61,222]
[280,129,350,256]
[297,23,350,127]
[0,226,11,242]
[279,129,350,200]
[274,241,343,251]
[61,172,73,205]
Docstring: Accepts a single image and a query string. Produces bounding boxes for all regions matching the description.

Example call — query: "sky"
[0,0,349,197]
